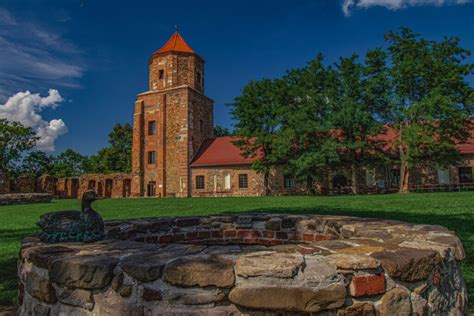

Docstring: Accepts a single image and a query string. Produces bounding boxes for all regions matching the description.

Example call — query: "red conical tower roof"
[151,32,202,60]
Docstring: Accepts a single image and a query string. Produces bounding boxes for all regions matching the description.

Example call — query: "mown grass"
[0,192,473,308]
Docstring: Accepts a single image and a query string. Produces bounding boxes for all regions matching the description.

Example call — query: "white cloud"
[0,7,84,101]
[0,89,68,152]
[342,0,472,16]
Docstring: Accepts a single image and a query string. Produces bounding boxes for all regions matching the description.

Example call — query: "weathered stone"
[50,303,90,316]
[281,217,297,229]
[337,245,386,255]
[235,251,304,278]
[111,273,132,297]
[265,218,282,230]
[349,273,385,297]
[337,302,376,316]
[33,304,51,316]
[326,253,380,270]
[229,282,346,312]
[429,235,465,260]
[143,287,163,301]
[163,255,235,288]
[56,287,94,311]
[411,292,428,316]
[398,240,452,259]
[427,288,449,313]
[371,248,440,282]
[50,254,119,289]
[25,269,56,304]
[23,245,77,270]
[354,228,392,240]
[170,288,226,305]
[380,287,411,316]
[121,253,165,282]
[122,244,205,282]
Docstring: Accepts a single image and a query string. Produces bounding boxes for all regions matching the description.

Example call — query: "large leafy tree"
[50,149,87,178]
[330,50,390,194]
[0,119,38,175]
[86,123,132,173]
[229,79,288,194]
[213,125,231,137]
[385,27,473,192]
[20,151,53,177]
[280,54,339,192]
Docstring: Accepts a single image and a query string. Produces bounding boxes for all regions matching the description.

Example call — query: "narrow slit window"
[148,121,156,135]
[148,151,156,164]
[159,69,164,80]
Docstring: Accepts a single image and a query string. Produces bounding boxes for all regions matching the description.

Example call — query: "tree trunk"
[351,164,359,195]
[306,176,315,195]
[264,171,270,196]
[399,161,410,193]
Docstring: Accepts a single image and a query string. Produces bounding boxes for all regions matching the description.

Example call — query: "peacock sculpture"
[37,190,105,243]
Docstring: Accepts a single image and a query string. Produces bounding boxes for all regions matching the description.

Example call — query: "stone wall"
[37,175,56,195]
[19,214,467,315]
[11,175,36,193]
[0,193,53,205]
[78,173,132,199]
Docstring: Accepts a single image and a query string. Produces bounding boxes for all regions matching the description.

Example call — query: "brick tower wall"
[132,49,213,198]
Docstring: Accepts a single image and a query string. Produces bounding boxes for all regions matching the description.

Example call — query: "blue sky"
[0,0,473,155]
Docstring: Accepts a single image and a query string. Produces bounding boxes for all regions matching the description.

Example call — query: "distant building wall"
[0,172,10,194]
[11,175,36,193]
[190,166,264,197]
[78,173,132,199]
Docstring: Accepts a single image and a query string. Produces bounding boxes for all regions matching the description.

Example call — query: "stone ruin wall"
[19,214,468,315]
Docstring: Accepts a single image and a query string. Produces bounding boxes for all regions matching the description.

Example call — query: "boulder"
[235,251,304,278]
[163,255,235,288]
[50,254,119,289]
[371,248,440,282]
[380,287,411,316]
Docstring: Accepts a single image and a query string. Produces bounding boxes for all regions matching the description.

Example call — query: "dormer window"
[159,69,164,80]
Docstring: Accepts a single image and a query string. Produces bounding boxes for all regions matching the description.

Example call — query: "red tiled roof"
[151,32,202,59]
[191,137,261,167]
[376,120,474,155]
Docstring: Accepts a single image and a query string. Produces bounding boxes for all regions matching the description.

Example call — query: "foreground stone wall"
[19,214,467,315]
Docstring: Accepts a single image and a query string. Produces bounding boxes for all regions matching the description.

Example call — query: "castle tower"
[131,32,214,197]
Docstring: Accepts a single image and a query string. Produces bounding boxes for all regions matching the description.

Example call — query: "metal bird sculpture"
[37,190,105,243]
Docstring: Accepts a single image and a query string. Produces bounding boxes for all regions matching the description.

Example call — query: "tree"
[20,151,53,177]
[50,149,87,178]
[214,125,231,137]
[280,54,340,193]
[0,119,38,175]
[330,50,389,194]
[85,123,132,174]
[229,79,288,194]
[385,27,474,192]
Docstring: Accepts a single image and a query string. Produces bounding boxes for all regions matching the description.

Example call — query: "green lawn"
[1,192,473,309]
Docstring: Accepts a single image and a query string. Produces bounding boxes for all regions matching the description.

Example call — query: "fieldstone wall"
[19,214,467,315]
[11,175,36,193]
[0,193,53,205]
